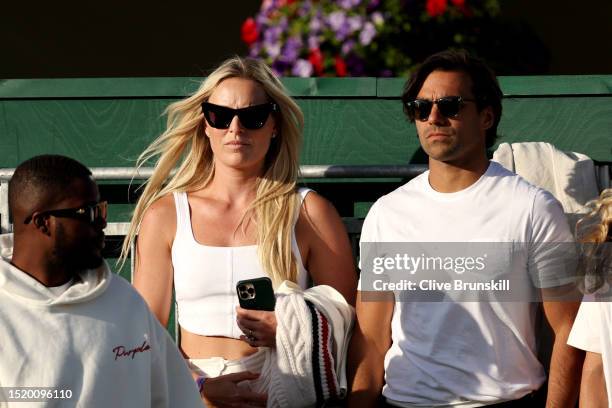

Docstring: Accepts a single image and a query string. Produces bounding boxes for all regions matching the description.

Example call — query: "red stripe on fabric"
[319,313,338,398]
[315,309,329,400]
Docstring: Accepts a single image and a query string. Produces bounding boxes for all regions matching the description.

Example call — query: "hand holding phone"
[236,277,277,347]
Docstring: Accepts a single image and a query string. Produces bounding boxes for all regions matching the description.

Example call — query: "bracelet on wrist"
[196,375,206,394]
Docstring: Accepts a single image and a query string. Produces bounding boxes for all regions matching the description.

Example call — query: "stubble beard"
[420,132,461,163]
[51,223,104,276]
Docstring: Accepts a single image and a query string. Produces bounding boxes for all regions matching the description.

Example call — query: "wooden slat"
[5,76,611,99]
[284,77,377,97]
[0,77,378,99]
[0,78,201,99]
[377,75,612,97]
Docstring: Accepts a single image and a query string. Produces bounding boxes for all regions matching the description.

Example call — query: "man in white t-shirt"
[347,50,584,407]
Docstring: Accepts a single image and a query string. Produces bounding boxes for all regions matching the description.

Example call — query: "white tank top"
[171,188,311,338]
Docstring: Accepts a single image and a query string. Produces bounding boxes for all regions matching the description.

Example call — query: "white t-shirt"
[568,300,612,407]
[359,161,574,406]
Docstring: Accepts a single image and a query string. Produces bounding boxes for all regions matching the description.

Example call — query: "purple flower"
[249,43,262,57]
[341,39,355,55]
[292,59,314,77]
[262,0,283,10]
[260,0,274,13]
[338,0,361,9]
[278,16,288,31]
[338,26,350,41]
[309,15,323,32]
[328,11,347,32]
[280,36,303,62]
[347,15,364,33]
[371,11,384,26]
[287,35,303,48]
[263,26,282,45]
[260,0,281,16]
[328,11,351,41]
[265,42,282,59]
[297,0,312,17]
[359,21,376,45]
[256,14,269,27]
[308,35,320,50]
[272,59,290,75]
[262,25,283,59]
[366,0,381,12]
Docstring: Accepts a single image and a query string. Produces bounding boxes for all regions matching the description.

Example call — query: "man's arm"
[347,291,394,407]
[541,297,585,407]
[149,314,204,407]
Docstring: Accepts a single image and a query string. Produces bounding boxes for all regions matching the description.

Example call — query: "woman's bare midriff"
[180,327,258,360]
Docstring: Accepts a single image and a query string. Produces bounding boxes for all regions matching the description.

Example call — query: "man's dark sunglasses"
[403,96,476,122]
[201,102,278,130]
[24,201,108,225]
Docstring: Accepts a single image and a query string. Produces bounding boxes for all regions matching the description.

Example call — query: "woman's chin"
[216,156,266,173]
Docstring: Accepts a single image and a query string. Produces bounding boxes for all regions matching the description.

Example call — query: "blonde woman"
[568,188,612,407]
[121,57,356,407]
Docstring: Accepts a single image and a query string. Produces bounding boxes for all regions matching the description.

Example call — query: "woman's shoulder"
[298,190,343,229]
[139,193,178,236]
[144,193,177,219]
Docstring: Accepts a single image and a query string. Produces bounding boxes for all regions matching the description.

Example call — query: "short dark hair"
[401,49,503,148]
[9,155,92,222]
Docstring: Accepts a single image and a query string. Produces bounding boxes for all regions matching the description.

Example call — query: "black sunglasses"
[24,201,108,225]
[201,102,278,130]
[404,96,477,122]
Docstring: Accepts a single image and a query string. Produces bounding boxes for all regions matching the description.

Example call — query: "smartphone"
[236,277,276,311]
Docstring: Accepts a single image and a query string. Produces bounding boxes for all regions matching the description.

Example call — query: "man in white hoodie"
[0,155,204,407]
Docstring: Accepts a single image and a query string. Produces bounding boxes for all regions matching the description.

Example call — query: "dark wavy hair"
[402,49,503,148]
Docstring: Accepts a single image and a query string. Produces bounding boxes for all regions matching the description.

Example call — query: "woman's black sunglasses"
[201,102,278,130]
[403,96,476,122]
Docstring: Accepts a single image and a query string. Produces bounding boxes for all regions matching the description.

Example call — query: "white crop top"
[171,188,311,339]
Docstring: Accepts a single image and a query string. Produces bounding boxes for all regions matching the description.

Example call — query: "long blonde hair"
[576,188,612,293]
[120,57,305,286]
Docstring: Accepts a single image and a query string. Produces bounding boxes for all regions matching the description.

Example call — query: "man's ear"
[32,213,51,236]
[481,106,494,131]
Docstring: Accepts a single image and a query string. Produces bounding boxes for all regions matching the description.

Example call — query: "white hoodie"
[0,234,204,408]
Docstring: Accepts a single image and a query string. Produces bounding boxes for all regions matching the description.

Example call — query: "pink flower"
[426,0,447,17]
